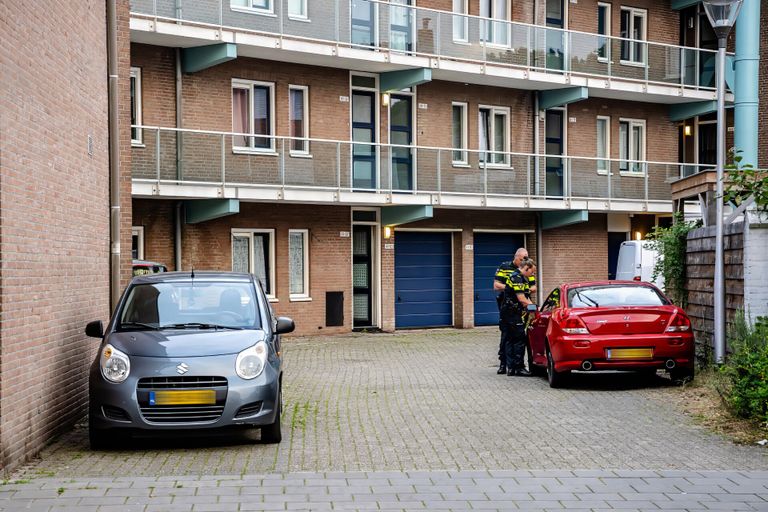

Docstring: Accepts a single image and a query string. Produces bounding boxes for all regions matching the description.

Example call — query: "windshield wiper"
[120,321,161,331]
[574,290,599,307]
[162,322,244,330]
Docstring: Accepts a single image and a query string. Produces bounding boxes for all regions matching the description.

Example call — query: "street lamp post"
[702,0,743,364]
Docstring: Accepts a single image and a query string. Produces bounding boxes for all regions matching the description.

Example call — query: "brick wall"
[540,214,608,296]
[0,0,112,470]
[133,200,353,336]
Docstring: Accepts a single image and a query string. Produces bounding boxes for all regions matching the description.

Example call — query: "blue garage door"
[395,232,453,328]
[473,232,524,326]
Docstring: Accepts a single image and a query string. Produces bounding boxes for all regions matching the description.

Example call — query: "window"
[596,116,610,174]
[232,80,275,152]
[131,226,144,260]
[289,229,309,300]
[619,119,646,174]
[232,229,276,298]
[620,6,647,64]
[287,0,307,18]
[597,3,611,61]
[230,0,273,15]
[480,0,510,46]
[451,102,468,165]
[452,0,468,42]
[289,85,309,155]
[130,67,142,145]
[479,106,510,166]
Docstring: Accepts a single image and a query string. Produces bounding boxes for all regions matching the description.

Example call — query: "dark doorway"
[608,232,628,280]
[353,225,374,328]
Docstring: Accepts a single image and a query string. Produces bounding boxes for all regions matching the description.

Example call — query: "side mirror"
[526,304,538,313]
[275,317,295,335]
[85,320,104,339]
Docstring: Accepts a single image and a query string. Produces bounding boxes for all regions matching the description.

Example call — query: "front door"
[389,94,413,191]
[352,90,377,189]
[352,0,376,47]
[545,109,564,197]
[390,0,413,53]
[353,225,373,327]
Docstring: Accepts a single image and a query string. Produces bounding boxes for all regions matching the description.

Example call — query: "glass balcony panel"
[569,31,610,78]
[647,44,682,85]
[569,157,609,200]
[283,140,340,189]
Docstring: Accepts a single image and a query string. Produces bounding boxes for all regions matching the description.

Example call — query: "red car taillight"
[633,276,642,281]
[666,313,691,332]
[562,316,589,335]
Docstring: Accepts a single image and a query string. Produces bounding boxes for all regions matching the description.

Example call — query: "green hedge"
[720,314,768,424]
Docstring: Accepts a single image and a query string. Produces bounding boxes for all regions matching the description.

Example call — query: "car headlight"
[100,344,130,383]
[236,341,268,380]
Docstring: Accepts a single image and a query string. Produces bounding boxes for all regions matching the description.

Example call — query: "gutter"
[107,0,120,310]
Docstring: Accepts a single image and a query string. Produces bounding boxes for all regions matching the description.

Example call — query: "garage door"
[473,232,524,326]
[395,232,453,328]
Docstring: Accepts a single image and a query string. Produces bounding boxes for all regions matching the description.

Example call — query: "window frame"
[452,0,469,43]
[597,2,611,63]
[478,105,511,168]
[231,228,277,300]
[287,0,308,20]
[480,0,512,47]
[131,226,145,260]
[596,115,611,175]
[130,67,143,146]
[288,229,311,301]
[288,84,310,157]
[619,6,647,66]
[618,118,646,176]
[230,0,274,16]
[451,101,469,166]
[231,79,276,154]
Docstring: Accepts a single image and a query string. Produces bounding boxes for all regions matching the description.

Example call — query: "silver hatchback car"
[86,272,294,449]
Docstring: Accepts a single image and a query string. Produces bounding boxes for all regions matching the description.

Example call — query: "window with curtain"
[288,0,306,18]
[480,0,509,46]
[130,67,142,145]
[452,0,468,42]
[597,116,610,174]
[620,7,647,64]
[289,230,309,298]
[479,106,509,166]
[232,80,274,151]
[232,231,274,296]
[289,86,309,154]
[452,102,467,164]
[597,3,610,61]
[619,119,645,174]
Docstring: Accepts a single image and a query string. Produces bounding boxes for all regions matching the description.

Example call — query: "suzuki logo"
[176,363,189,375]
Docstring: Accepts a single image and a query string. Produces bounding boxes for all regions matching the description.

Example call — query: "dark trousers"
[502,316,527,370]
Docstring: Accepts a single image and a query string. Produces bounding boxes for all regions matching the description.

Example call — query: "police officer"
[493,248,536,374]
[501,259,536,376]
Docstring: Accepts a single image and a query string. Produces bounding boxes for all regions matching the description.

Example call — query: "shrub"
[719,313,768,424]
[646,213,700,307]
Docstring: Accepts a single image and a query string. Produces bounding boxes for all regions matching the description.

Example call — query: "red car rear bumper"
[551,333,695,372]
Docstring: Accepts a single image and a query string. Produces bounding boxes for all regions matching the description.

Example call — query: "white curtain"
[253,235,267,292]
[289,232,305,295]
[232,88,249,147]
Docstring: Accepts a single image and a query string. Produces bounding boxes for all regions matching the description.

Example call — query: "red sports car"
[528,281,695,388]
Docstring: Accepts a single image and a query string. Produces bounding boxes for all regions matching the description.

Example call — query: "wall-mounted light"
[382,93,390,106]
[635,231,642,240]
[684,124,692,137]
[384,226,392,239]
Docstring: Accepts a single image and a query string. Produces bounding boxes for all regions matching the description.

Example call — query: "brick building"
[0,0,751,469]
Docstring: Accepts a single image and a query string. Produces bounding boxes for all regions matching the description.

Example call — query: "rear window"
[567,285,669,308]
[119,281,261,330]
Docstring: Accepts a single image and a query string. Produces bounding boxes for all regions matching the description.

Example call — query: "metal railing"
[132,125,708,204]
[130,0,719,90]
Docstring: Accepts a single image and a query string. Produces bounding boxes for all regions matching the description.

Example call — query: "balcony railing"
[132,126,707,205]
[131,0,718,90]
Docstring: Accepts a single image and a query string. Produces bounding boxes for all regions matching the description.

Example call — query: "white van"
[615,240,664,289]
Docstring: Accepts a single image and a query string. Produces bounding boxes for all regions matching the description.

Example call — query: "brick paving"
[2,328,767,511]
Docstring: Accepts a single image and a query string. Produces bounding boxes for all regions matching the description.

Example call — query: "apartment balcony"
[130,0,724,105]
[131,126,708,214]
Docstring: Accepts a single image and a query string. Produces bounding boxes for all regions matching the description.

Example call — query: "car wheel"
[261,389,282,444]
[669,367,694,385]
[546,347,567,388]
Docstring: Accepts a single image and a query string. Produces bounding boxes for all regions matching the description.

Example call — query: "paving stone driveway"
[3,328,767,511]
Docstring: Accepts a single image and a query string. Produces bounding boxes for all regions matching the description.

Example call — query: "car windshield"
[118,281,261,330]
[567,285,669,308]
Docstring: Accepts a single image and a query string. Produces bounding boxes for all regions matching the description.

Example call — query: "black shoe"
[497,366,507,375]
[516,368,532,377]
[507,368,516,376]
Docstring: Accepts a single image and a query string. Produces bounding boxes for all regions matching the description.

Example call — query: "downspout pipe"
[107,0,121,311]
[734,0,760,168]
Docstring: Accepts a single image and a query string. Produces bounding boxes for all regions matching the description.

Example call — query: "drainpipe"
[107,0,121,311]
[534,93,540,196]
[734,0,760,168]
[176,48,183,180]
[175,202,183,271]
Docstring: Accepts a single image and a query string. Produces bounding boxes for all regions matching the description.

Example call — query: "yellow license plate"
[150,390,216,406]
[606,348,654,360]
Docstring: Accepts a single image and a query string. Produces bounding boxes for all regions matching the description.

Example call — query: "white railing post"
[526,156,531,199]
[644,42,649,83]
[437,148,442,196]
[155,128,161,183]
[221,133,226,184]
[436,10,441,56]
[607,34,612,79]
[280,138,285,188]
[526,24,532,68]
[388,145,393,195]
[482,156,488,201]
[336,142,342,193]
[644,163,649,203]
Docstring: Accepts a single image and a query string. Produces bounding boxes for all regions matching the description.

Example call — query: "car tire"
[669,367,694,385]
[261,389,282,444]
[546,347,568,388]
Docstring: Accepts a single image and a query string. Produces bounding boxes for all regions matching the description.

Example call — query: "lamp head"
[702,0,743,43]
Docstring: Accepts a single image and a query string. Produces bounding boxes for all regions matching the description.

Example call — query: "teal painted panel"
[381,205,433,226]
[671,0,699,10]
[185,199,240,224]
[541,210,588,230]
[669,100,717,122]
[538,87,588,111]
[182,43,237,73]
[380,68,432,92]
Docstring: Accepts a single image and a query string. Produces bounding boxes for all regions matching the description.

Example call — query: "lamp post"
[702,0,743,364]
